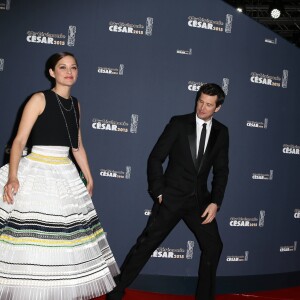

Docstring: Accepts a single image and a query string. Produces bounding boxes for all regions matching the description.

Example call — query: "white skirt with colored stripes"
[0,146,119,300]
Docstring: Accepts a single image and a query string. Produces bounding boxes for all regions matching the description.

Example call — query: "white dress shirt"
[196,115,212,157]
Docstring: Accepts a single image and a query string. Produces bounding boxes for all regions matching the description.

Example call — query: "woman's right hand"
[3,177,19,204]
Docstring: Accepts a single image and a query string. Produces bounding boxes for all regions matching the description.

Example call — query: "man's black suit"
[108,113,229,300]
[147,113,229,210]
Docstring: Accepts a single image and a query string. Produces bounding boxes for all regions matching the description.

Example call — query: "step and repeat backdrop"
[0,0,299,293]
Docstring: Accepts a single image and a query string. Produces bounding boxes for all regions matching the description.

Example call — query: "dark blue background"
[0,0,299,293]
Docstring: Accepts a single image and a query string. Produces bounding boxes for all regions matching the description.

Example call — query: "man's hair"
[196,83,225,107]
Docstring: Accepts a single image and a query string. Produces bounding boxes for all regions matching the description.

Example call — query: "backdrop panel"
[0,0,299,293]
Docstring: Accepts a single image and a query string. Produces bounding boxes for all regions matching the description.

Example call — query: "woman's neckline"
[51,89,71,101]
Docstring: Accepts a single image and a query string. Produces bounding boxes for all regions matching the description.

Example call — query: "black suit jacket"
[147,113,229,211]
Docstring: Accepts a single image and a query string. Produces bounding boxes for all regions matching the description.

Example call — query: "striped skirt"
[0,146,119,300]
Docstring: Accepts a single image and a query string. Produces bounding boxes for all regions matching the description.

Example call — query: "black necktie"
[196,123,207,168]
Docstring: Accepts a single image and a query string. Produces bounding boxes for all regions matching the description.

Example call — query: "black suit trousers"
[111,197,223,300]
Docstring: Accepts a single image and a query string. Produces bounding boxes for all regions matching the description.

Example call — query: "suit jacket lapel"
[187,115,197,168]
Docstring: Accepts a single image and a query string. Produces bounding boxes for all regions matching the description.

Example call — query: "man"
[107,83,229,300]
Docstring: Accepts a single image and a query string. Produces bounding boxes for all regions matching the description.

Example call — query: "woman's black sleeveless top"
[30,90,80,148]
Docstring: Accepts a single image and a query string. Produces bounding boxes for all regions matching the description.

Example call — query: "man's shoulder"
[212,118,228,131]
[170,113,194,123]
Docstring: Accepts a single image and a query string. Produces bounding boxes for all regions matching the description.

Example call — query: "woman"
[0,52,119,299]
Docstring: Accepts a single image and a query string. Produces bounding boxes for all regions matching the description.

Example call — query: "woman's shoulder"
[25,91,46,115]
[71,95,78,101]
[71,94,79,104]
[28,91,46,103]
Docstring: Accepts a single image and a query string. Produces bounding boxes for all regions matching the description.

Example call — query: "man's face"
[196,92,221,121]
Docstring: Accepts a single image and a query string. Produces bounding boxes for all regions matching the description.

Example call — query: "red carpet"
[94,286,300,300]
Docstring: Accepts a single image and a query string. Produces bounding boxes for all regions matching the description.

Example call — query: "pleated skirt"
[0,146,119,300]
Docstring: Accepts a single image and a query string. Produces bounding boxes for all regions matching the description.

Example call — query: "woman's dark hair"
[45,52,78,85]
[196,83,225,107]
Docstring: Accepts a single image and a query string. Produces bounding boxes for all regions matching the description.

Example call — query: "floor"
[95,286,300,300]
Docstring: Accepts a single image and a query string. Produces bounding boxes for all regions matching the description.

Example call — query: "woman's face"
[49,55,78,87]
